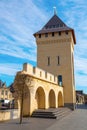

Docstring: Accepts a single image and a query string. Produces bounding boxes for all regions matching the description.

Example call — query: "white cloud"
[0,42,36,61]
[0,0,48,62]
[75,56,87,93]
[59,0,86,6]
[0,0,87,93]
[59,0,87,93]
[0,63,22,76]
[75,57,87,74]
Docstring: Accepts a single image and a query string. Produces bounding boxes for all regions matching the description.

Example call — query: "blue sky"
[0,0,87,93]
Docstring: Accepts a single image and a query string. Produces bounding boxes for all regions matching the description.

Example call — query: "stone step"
[31,107,72,119]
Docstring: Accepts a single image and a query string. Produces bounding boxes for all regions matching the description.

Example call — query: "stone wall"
[0,109,19,122]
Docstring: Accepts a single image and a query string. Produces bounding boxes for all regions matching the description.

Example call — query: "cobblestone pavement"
[0,104,87,130]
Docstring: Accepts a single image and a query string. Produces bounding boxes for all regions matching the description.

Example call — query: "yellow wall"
[0,109,20,121]
[13,64,64,116]
[35,31,76,109]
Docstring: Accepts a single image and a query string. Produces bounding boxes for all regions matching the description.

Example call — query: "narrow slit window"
[65,31,68,35]
[48,57,50,66]
[39,34,41,38]
[52,32,54,37]
[59,32,61,36]
[57,56,60,65]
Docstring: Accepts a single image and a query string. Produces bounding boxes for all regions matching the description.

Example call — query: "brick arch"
[49,89,56,108]
[58,91,63,107]
[35,87,45,109]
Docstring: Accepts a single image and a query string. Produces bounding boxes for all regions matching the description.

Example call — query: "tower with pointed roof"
[34,13,76,109]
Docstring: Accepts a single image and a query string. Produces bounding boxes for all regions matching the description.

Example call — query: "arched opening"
[49,89,56,108]
[58,92,63,107]
[35,87,45,109]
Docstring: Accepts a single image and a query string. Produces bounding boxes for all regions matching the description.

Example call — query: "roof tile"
[34,14,76,44]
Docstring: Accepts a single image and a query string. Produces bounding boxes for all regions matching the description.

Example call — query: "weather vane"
[53,7,57,15]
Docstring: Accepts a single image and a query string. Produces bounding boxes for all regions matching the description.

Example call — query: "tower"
[34,13,76,109]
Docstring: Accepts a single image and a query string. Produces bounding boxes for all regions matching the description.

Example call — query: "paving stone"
[0,104,87,130]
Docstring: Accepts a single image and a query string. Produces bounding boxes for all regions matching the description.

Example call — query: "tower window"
[45,33,48,37]
[47,57,50,66]
[66,31,68,35]
[59,32,61,36]
[39,34,41,38]
[57,56,60,65]
[58,75,63,86]
[52,32,54,37]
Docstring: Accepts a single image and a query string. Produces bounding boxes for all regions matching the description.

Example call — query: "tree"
[13,71,33,124]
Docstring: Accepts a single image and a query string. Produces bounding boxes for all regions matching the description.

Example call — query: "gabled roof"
[0,80,6,88]
[34,14,76,44]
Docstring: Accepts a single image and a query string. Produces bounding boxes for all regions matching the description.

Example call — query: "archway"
[35,87,45,109]
[49,89,56,108]
[58,92,63,107]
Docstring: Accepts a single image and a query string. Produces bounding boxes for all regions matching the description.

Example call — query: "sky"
[0,0,87,93]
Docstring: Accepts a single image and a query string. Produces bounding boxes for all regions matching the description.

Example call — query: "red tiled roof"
[34,14,76,44]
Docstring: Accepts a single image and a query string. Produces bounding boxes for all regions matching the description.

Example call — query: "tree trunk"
[20,92,23,124]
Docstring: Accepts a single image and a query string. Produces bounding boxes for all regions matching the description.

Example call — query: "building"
[13,11,76,116]
[0,80,13,108]
[76,90,85,104]
[76,90,87,104]
[84,94,87,104]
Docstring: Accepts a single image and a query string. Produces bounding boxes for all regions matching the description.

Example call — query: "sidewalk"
[47,104,87,130]
[0,104,87,130]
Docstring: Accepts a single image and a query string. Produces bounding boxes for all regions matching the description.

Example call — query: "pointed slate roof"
[34,14,76,44]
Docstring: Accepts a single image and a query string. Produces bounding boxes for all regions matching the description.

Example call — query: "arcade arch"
[58,91,63,107]
[35,87,45,109]
[49,89,56,108]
